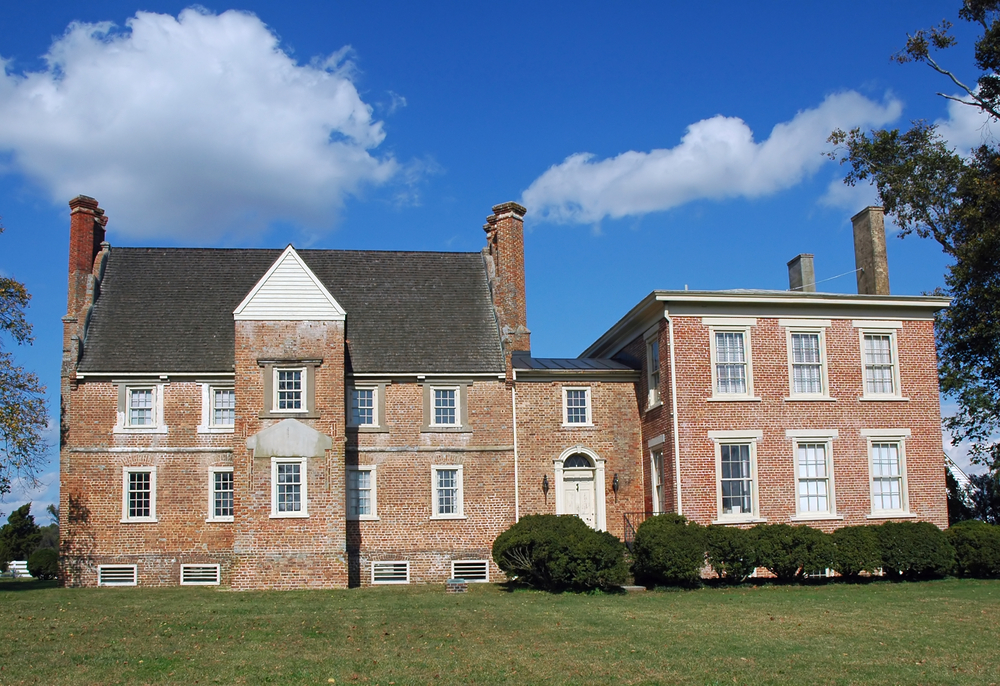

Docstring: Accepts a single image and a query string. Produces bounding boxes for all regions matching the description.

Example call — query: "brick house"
[59,197,948,588]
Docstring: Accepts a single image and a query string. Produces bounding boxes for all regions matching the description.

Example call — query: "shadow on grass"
[497,580,628,595]
[0,578,61,592]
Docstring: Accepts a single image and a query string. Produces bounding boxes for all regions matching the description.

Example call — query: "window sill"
[646,400,663,412]
[711,517,767,525]
[198,426,235,434]
[706,396,762,403]
[790,514,843,522]
[269,512,309,519]
[430,515,468,521]
[421,427,472,434]
[866,512,917,520]
[347,515,380,521]
[206,517,234,523]
[350,426,390,433]
[561,423,595,428]
[859,396,909,402]
[114,426,169,435]
[260,411,320,419]
[783,396,837,402]
[120,518,158,524]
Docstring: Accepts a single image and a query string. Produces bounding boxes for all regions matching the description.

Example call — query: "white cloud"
[521,92,902,225]
[0,9,397,240]
[935,92,996,153]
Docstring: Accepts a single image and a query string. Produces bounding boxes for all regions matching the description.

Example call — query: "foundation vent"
[372,561,410,584]
[98,565,137,586]
[180,564,221,585]
[451,560,489,582]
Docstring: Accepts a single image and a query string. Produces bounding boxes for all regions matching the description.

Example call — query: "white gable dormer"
[234,245,346,321]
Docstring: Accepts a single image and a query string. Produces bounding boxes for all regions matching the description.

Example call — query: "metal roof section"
[513,351,639,380]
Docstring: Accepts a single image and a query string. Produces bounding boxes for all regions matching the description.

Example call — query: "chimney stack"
[67,195,108,318]
[787,254,815,292]
[483,202,530,376]
[852,206,890,295]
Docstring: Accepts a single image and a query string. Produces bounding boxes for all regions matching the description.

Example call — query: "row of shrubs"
[634,515,1000,586]
[491,513,1000,591]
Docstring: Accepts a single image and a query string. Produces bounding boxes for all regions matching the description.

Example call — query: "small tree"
[0,503,42,568]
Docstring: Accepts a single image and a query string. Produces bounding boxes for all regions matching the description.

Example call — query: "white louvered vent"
[180,564,221,585]
[98,565,137,586]
[371,561,410,584]
[451,560,489,582]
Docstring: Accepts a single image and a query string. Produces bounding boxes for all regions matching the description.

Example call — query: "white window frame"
[706,320,758,401]
[115,383,168,434]
[451,560,490,583]
[430,385,460,427]
[651,448,666,515]
[645,325,662,409]
[371,560,410,584]
[562,386,593,426]
[121,467,157,523]
[180,564,221,586]
[709,430,764,524]
[431,464,465,520]
[786,429,841,521]
[272,367,307,413]
[348,386,379,428]
[347,466,378,521]
[198,384,236,433]
[784,327,832,400]
[855,323,906,401]
[270,457,308,518]
[863,428,913,518]
[207,467,234,522]
[98,564,138,586]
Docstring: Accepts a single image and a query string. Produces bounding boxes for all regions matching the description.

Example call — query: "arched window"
[563,453,592,469]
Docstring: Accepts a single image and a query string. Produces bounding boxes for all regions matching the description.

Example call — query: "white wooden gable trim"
[234,245,346,321]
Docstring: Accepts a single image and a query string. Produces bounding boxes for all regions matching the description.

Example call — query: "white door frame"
[553,446,607,531]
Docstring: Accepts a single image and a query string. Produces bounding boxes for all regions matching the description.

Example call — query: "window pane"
[797,443,829,512]
[871,443,902,511]
[720,444,752,515]
[277,370,303,410]
[436,469,458,515]
[715,333,747,394]
[213,388,235,426]
[565,389,589,423]
[128,471,151,518]
[791,333,823,394]
[864,335,895,394]
[352,388,375,426]
[214,471,234,517]
[129,389,153,426]
[276,463,302,512]
[349,470,372,517]
[434,389,457,425]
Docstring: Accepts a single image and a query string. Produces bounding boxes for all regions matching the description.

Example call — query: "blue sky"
[0,1,986,515]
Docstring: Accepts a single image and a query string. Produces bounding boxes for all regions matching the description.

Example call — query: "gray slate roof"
[511,352,636,372]
[78,247,504,374]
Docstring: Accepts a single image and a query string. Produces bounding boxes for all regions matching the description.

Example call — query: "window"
[274,368,305,411]
[347,466,378,520]
[116,383,167,433]
[870,442,903,511]
[646,330,661,408]
[271,458,307,517]
[211,388,235,427]
[789,332,826,396]
[651,449,665,514]
[710,430,762,523]
[862,332,899,397]
[128,388,154,426]
[432,465,464,519]
[208,468,234,522]
[432,387,457,426]
[122,467,157,523]
[350,387,376,426]
[707,322,757,400]
[421,381,470,432]
[563,387,592,426]
[796,443,831,514]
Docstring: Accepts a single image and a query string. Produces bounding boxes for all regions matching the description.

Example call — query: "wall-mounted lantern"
[542,474,550,496]
[612,473,620,501]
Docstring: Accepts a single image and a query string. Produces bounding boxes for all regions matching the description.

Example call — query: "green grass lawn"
[1,578,999,685]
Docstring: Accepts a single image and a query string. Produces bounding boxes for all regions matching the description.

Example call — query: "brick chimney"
[852,206,890,295]
[63,196,109,380]
[787,253,815,292]
[483,202,530,376]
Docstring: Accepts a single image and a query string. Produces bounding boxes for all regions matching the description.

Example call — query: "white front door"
[563,470,596,527]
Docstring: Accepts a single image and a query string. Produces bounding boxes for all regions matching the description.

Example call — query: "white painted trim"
[778,318,832,328]
[644,325,662,409]
[647,434,666,448]
[866,434,910,517]
[234,245,346,321]
[347,465,379,521]
[451,559,489,582]
[785,429,839,439]
[562,386,593,427]
[790,436,838,519]
[708,325,756,400]
[552,446,607,531]
[429,385,462,428]
[371,561,410,584]
[860,428,912,438]
[121,467,157,523]
[430,464,465,519]
[666,313,682,516]
[711,436,761,524]
[708,429,763,440]
[347,385,380,428]
[198,384,236,434]
[650,447,666,515]
[207,467,235,522]
[657,292,949,308]
[115,383,168,434]
[78,371,234,378]
[272,366,307,414]
[852,319,903,329]
[270,457,308,518]
[858,328,904,400]
[180,564,221,586]
[701,316,757,326]
[785,328,831,400]
[98,565,138,586]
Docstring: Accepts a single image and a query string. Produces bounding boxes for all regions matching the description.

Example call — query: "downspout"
[666,310,683,515]
[511,367,520,522]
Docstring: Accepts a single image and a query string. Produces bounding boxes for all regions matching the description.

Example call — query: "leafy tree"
[829,1,1000,471]
[0,503,42,569]
[967,471,1000,523]
[1,222,48,498]
[947,466,975,524]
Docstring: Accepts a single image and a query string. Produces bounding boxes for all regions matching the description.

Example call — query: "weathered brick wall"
[60,379,235,586]
[232,319,348,590]
[660,316,947,529]
[514,379,644,541]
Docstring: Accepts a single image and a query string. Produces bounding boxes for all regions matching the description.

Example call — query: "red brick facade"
[60,197,949,589]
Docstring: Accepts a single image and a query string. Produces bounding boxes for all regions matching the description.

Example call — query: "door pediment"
[246,418,332,458]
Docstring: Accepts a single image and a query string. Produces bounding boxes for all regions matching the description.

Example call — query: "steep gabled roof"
[78,247,504,374]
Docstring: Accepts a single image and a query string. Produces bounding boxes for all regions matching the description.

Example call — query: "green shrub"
[877,521,955,580]
[492,514,628,591]
[705,525,758,583]
[947,520,1000,578]
[831,525,882,579]
[27,548,59,580]
[632,514,705,587]
[753,524,833,581]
